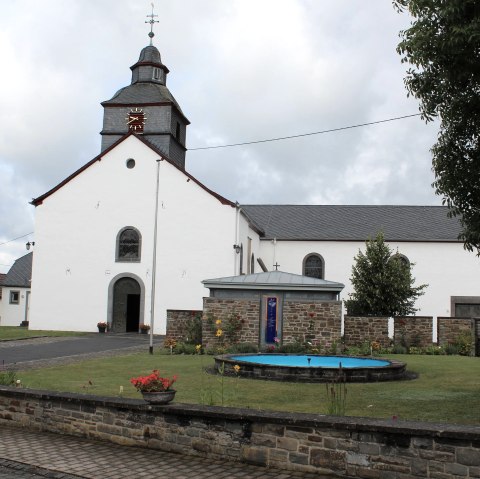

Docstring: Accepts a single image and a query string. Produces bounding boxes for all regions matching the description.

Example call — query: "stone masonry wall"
[165,310,202,342]
[437,317,475,348]
[344,316,390,348]
[0,387,479,479]
[393,316,433,348]
[282,301,341,350]
[202,298,260,347]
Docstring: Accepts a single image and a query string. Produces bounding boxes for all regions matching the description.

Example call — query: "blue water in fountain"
[230,355,390,368]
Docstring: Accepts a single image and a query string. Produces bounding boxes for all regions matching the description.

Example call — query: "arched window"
[251,253,255,274]
[303,253,324,279]
[389,253,410,268]
[116,227,142,262]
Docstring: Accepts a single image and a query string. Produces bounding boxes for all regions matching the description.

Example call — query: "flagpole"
[149,158,161,354]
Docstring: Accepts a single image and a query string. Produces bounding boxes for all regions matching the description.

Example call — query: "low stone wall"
[202,298,260,346]
[202,298,341,350]
[394,316,433,348]
[282,301,341,349]
[165,309,202,342]
[343,316,389,348]
[0,387,479,478]
[437,317,475,348]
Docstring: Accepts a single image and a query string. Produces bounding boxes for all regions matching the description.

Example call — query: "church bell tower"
[100,7,189,169]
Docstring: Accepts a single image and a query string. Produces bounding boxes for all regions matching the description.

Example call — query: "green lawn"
[17,353,480,425]
[0,326,87,341]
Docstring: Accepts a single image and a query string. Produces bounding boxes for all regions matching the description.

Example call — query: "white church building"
[28,35,480,334]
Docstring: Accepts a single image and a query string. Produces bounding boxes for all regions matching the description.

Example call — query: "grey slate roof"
[103,83,186,116]
[240,205,462,242]
[203,271,345,292]
[3,253,33,288]
[137,45,162,64]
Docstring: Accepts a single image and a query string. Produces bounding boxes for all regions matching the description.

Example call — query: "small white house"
[0,253,32,327]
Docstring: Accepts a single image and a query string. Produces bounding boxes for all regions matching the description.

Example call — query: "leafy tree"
[344,232,427,316]
[394,0,480,254]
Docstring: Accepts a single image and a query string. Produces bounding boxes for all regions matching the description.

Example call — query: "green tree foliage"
[344,233,427,316]
[393,0,480,254]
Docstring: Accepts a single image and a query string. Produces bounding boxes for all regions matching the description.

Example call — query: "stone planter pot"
[141,390,176,404]
[140,329,149,334]
[98,327,106,333]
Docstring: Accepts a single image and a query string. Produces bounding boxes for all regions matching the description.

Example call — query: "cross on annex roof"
[145,3,159,45]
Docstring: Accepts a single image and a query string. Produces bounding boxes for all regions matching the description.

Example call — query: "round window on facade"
[126,158,136,169]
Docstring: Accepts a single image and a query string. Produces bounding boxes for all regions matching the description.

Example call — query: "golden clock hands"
[127,116,139,124]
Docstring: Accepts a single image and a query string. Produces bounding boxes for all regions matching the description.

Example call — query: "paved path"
[0,334,161,370]
[0,426,337,479]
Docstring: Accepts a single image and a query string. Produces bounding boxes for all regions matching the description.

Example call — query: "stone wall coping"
[438,316,475,320]
[167,309,203,313]
[394,316,433,319]
[1,386,479,441]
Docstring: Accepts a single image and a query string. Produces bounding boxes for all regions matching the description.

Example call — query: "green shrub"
[345,341,378,356]
[0,370,17,386]
[326,340,342,355]
[227,343,259,354]
[174,342,197,355]
[223,310,244,344]
[378,346,393,355]
[344,346,362,356]
[408,346,424,355]
[277,343,307,354]
[392,344,408,354]
[455,332,473,356]
[424,345,444,355]
[182,313,202,344]
[205,345,228,355]
[445,343,459,355]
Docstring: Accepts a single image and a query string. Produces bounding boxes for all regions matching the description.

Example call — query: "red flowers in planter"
[130,370,177,392]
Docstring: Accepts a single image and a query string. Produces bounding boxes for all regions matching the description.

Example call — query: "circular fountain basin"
[215,353,407,382]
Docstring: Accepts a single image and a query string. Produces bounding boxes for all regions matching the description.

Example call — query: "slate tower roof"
[100,43,189,169]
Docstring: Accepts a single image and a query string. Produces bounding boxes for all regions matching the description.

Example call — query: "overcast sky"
[0,0,440,273]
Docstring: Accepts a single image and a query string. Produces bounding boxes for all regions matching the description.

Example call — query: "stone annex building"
[26,31,480,340]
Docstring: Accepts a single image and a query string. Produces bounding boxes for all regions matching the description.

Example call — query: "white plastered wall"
[29,136,237,333]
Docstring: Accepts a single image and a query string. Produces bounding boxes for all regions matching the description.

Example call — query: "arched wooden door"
[112,277,141,332]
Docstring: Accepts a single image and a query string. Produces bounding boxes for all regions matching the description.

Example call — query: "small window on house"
[175,122,181,141]
[303,253,324,279]
[9,291,20,304]
[153,67,160,80]
[116,227,142,262]
[251,254,255,274]
[126,158,136,169]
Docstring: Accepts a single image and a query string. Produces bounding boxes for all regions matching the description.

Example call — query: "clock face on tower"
[125,107,146,132]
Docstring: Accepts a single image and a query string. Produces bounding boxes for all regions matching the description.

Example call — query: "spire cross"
[145,3,159,46]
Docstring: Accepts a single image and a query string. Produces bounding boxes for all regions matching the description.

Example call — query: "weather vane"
[145,3,159,46]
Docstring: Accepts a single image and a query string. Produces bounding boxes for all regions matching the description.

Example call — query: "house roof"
[240,205,462,242]
[3,253,33,288]
[202,271,345,292]
[31,133,235,207]
[0,273,6,286]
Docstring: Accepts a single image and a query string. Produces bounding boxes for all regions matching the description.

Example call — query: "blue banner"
[265,297,277,343]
